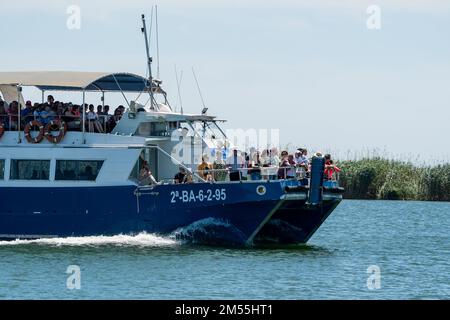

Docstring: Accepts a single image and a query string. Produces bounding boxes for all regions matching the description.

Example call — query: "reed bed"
[336,158,450,201]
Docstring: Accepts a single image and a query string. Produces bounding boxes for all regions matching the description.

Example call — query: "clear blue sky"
[2,0,449,162]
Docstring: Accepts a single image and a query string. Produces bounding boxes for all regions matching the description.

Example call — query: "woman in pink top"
[324,158,341,180]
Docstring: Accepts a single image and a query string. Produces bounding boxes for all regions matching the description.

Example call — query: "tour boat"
[0,16,344,246]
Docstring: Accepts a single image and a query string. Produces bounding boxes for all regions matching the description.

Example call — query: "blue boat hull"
[0,182,282,245]
[0,181,341,245]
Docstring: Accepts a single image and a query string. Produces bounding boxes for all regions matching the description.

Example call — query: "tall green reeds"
[337,158,450,201]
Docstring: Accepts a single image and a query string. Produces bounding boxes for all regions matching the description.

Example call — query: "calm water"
[0,200,449,300]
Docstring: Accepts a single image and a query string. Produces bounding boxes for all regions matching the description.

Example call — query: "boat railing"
[141,161,341,186]
[0,115,18,130]
[198,165,341,184]
[191,166,310,183]
[0,114,113,134]
[323,172,341,189]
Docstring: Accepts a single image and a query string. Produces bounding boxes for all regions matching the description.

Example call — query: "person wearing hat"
[20,100,34,124]
[295,148,309,166]
[295,148,310,180]
[295,148,303,164]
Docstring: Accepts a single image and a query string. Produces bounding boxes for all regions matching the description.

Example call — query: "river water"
[0,200,449,299]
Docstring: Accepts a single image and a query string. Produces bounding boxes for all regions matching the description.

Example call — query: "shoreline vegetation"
[336,158,450,201]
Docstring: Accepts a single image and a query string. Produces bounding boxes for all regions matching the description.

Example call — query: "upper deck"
[0,71,225,146]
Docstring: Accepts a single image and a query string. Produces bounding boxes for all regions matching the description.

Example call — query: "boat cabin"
[0,71,235,185]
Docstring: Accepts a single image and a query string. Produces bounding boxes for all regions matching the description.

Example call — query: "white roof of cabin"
[0,71,156,92]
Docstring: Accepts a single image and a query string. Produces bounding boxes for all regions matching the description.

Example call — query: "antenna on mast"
[149,6,154,43]
[156,5,160,79]
[174,65,184,114]
[141,13,155,110]
[192,67,208,114]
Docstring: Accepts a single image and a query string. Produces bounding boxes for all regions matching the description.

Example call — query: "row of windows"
[0,160,103,181]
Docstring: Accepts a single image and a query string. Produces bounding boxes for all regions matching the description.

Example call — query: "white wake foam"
[0,233,178,247]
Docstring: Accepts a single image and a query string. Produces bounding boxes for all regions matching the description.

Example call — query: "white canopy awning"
[0,71,157,92]
[0,84,25,106]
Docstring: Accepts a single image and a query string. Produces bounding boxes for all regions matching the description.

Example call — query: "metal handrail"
[0,114,112,133]
[192,165,341,183]
[192,165,303,182]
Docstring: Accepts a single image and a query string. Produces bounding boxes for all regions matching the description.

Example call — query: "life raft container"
[24,120,45,144]
[44,120,67,144]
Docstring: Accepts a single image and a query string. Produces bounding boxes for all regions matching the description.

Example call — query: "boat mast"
[141,14,154,110]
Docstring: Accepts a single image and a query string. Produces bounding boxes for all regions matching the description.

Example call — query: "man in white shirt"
[295,148,309,166]
[226,149,245,181]
[226,149,244,170]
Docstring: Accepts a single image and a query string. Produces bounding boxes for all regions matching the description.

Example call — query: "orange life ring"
[24,120,45,144]
[0,123,4,139]
[44,120,67,144]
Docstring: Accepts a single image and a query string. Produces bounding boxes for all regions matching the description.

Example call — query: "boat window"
[150,122,169,137]
[55,160,104,181]
[0,160,4,180]
[10,160,50,180]
[135,121,179,137]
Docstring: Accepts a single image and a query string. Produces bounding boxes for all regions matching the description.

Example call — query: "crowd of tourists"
[171,148,341,184]
[0,95,125,133]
